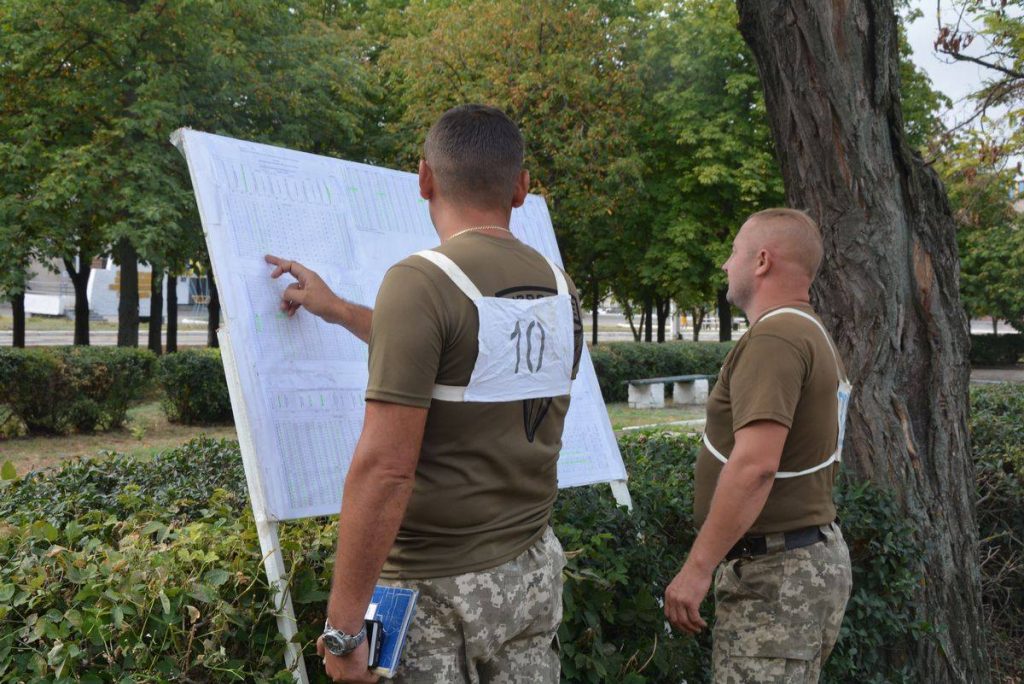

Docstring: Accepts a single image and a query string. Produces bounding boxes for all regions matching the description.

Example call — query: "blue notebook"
[364,585,419,677]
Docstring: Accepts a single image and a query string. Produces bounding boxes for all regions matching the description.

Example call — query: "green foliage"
[0,347,154,434]
[589,341,734,402]
[157,350,233,425]
[970,384,1024,679]
[631,0,783,315]
[937,130,1024,331]
[376,0,646,311]
[0,437,245,528]
[0,430,933,682]
[970,334,1024,366]
[555,432,709,682]
[822,479,925,683]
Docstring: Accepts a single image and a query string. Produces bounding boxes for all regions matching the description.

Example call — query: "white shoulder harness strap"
[702,307,850,479]
[414,250,568,300]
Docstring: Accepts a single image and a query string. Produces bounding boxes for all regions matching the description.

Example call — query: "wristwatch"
[322,619,366,657]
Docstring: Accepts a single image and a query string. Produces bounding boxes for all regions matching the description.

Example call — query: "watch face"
[323,632,347,655]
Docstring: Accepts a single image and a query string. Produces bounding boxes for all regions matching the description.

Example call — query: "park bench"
[625,374,713,409]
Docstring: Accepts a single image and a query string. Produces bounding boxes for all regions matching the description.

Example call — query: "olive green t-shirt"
[693,304,845,534]
[366,232,582,579]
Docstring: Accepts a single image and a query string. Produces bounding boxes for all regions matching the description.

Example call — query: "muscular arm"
[322,297,373,344]
[664,419,788,633]
[320,400,427,680]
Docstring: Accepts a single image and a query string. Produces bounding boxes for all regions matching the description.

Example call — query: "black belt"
[725,524,827,561]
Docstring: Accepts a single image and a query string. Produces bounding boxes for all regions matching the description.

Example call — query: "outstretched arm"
[265,254,372,343]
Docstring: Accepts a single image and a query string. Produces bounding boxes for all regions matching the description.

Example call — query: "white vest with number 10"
[415,250,575,403]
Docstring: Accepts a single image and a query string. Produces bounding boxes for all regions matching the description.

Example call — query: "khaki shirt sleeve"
[729,333,808,432]
[365,263,447,408]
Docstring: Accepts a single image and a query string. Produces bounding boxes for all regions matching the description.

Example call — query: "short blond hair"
[744,208,823,278]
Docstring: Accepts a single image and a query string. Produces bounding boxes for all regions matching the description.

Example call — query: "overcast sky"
[903,0,1022,128]
[904,1,983,101]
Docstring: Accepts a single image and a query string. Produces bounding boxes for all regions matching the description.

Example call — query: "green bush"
[0,348,65,434]
[0,347,154,434]
[589,341,734,402]
[969,333,1024,366]
[970,384,1024,680]
[0,432,924,683]
[157,349,233,425]
[555,432,924,684]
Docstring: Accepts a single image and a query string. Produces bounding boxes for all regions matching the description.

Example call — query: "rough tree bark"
[115,238,139,347]
[166,273,178,353]
[643,298,653,342]
[716,287,732,342]
[148,268,163,355]
[11,292,26,348]
[63,254,92,346]
[736,2,987,681]
[207,272,220,348]
[656,297,670,343]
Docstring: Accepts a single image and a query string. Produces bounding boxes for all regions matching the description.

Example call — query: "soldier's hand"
[317,636,379,683]
[664,561,711,635]
[265,255,341,322]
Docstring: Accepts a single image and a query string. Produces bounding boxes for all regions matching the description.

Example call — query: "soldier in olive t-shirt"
[367,231,583,580]
[693,303,844,534]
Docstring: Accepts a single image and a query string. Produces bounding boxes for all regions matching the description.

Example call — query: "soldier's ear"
[419,160,434,201]
[511,169,529,209]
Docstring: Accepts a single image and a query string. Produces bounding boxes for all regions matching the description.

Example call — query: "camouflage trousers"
[712,521,853,683]
[378,527,565,684]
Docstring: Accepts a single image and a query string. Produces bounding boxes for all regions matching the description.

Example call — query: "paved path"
[970,368,1024,384]
[0,329,209,347]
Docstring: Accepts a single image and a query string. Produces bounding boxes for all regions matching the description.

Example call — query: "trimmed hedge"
[0,432,930,683]
[589,341,734,402]
[157,349,233,425]
[0,347,154,434]
[971,384,1024,680]
[970,333,1024,366]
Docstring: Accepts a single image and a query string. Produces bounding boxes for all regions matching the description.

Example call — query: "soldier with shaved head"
[663,208,853,683]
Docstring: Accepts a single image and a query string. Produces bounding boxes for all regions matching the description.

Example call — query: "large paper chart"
[173,129,627,521]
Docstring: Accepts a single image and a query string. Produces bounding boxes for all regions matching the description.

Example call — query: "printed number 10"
[511,320,546,373]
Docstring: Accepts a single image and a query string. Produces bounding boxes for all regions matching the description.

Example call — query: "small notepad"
[364,585,418,677]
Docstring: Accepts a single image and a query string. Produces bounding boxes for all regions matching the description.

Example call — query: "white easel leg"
[609,480,633,511]
[255,519,310,684]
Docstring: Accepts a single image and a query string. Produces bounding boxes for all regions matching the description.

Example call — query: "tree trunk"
[115,238,139,347]
[643,298,653,343]
[148,268,163,355]
[623,301,641,342]
[992,318,997,335]
[207,271,220,348]
[592,278,599,346]
[716,287,732,342]
[166,273,178,353]
[11,291,25,348]
[736,2,987,681]
[656,297,670,343]
[63,255,92,346]
[692,306,706,342]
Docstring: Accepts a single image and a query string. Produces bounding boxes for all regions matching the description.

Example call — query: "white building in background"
[23,257,197,321]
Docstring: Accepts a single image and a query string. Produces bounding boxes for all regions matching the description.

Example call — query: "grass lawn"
[1,400,701,477]
[0,400,236,476]
[606,402,705,431]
